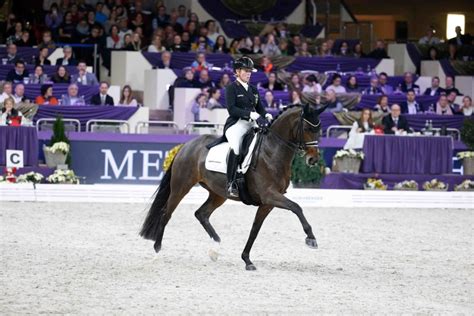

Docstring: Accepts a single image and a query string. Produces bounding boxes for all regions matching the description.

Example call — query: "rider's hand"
[265,113,273,122]
[249,112,260,121]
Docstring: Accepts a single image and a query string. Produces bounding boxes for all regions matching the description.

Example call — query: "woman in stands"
[353,42,366,58]
[0,98,23,126]
[35,84,58,106]
[302,74,322,94]
[289,89,303,105]
[51,66,71,84]
[344,108,375,149]
[106,25,123,49]
[325,74,347,93]
[374,95,391,113]
[207,87,223,109]
[295,42,312,57]
[118,85,138,107]
[213,35,229,54]
[262,72,283,91]
[36,47,51,66]
[30,65,47,84]
[289,72,302,91]
[147,33,165,52]
[218,73,231,89]
[264,90,277,108]
[461,96,472,116]
[345,75,360,93]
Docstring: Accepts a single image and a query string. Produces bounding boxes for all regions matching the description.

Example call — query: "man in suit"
[55,45,78,66]
[400,72,420,93]
[224,56,272,197]
[91,81,114,106]
[6,60,29,84]
[71,61,99,86]
[368,40,389,59]
[378,72,393,95]
[156,51,172,69]
[363,77,383,95]
[423,76,444,96]
[6,43,19,65]
[400,90,424,114]
[383,104,410,134]
[444,76,461,96]
[448,26,472,46]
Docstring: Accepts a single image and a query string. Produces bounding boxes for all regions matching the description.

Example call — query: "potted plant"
[460,119,474,175]
[43,116,71,168]
[454,179,474,191]
[422,179,448,191]
[47,169,80,184]
[290,152,326,188]
[393,180,419,191]
[364,178,387,190]
[17,172,44,184]
[333,149,364,173]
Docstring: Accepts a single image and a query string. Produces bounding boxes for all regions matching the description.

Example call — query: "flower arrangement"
[457,151,474,160]
[334,149,365,160]
[0,167,17,183]
[163,144,184,172]
[364,178,387,190]
[17,172,44,184]
[393,180,419,191]
[47,169,80,184]
[454,179,474,191]
[422,179,448,191]
[44,142,70,155]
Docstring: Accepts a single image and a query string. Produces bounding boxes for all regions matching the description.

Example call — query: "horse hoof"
[305,238,318,249]
[208,248,219,262]
[246,264,257,271]
[154,244,161,253]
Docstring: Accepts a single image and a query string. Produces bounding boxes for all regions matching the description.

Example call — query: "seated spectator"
[106,25,123,49]
[191,93,208,121]
[38,30,56,50]
[295,42,312,57]
[290,89,302,105]
[399,72,420,94]
[128,32,143,51]
[176,5,189,27]
[302,74,322,94]
[0,98,23,126]
[262,34,281,57]
[174,67,198,88]
[418,28,440,45]
[45,3,63,33]
[6,60,29,84]
[56,45,78,66]
[378,72,393,95]
[36,47,52,66]
[435,95,454,115]
[52,66,71,84]
[191,52,209,72]
[0,82,14,103]
[374,95,391,114]
[16,31,36,47]
[59,11,76,43]
[288,34,302,56]
[61,84,84,106]
[344,108,374,149]
[278,39,289,56]
[196,69,215,90]
[423,76,444,96]
[207,87,222,109]
[382,104,410,134]
[5,43,19,64]
[264,90,277,108]
[169,34,189,52]
[13,84,27,104]
[460,96,472,116]
[29,65,48,84]
[289,73,302,91]
[262,72,283,91]
[345,75,360,93]
[213,35,229,54]
[447,42,461,61]
[206,19,221,47]
[324,89,344,113]
[6,21,22,44]
[218,73,231,89]
[401,90,424,114]
[352,42,366,58]
[35,84,58,105]
[426,46,439,61]
[368,40,389,59]
[259,56,273,74]
[71,61,99,86]
[192,36,211,53]
[152,5,170,30]
[318,41,331,56]
[118,85,138,106]
[363,77,383,95]
[448,26,472,46]
[337,41,350,57]
[444,76,460,95]
[251,36,263,54]
[157,51,172,69]
[447,91,461,113]
[148,34,166,52]
[91,81,114,106]
[325,74,346,93]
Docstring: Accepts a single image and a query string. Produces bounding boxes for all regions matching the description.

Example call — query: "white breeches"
[225,119,254,155]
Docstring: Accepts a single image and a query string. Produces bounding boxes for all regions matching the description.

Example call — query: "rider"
[225,56,273,197]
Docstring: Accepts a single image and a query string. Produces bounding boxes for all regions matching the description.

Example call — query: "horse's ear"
[303,103,310,114]
[314,104,329,116]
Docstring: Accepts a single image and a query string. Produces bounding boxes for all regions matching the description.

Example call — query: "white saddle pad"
[205,135,259,174]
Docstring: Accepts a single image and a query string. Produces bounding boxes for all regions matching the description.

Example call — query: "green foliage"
[291,151,326,186]
[49,116,71,164]
[460,118,474,150]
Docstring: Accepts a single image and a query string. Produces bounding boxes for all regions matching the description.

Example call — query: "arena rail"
[86,119,130,133]
[184,122,224,135]
[36,118,82,133]
[135,121,180,134]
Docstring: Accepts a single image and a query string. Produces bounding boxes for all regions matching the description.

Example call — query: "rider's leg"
[224,120,250,197]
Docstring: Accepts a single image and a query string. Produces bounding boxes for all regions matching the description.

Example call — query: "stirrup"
[226,182,239,198]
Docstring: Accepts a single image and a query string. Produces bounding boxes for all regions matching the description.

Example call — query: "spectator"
[181,31,192,49]
[289,73,302,91]
[6,21,22,44]
[52,65,71,84]
[401,90,424,114]
[337,41,350,56]
[251,36,263,54]
[295,42,312,57]
[0,82,14,103]
[6,60,29,84]
[264,90,277,108]
[302,74,322,94]
[123,34,135,51]
[16,31,36,47]
[218,73,231,89]
[186,21,199,43]
[345,75,360,93]
[95,2,108,25]
[6,43,18,64]
[368,40,389,59]
[56,45,78,66]
[38,30,56,50]
[196,69,215,90]
[118,85,138,106]
[460,96,472,116]
[290,89,302,105]
[382,104,410,134]
[71,61,99,86]
[191,93,208,121]
[325,74,346,93]
[191,53,209,72]
[262,34,281,57]
[174,67,197,88]
[152,5,170,30]
[106,25,123,49]
[36,47,52,66]
[278,39,289,56]
[324,89,344,113]
[147,33,166,52]
[378,72,393,95]
[59,11,76,42]
[447,42,461,61]
[118,17,132,42]
[176,5,188,27]
[103,6,119,34]
[29,65,48,84]
[435,95,454,115]
[205,20,221,47]
[229,39,240,54]
[448,26,472,46]
[423,76,444,96]
[193,35,212,53]
[363,77,383,95]
[352,42,366,58]
[327,39,335,53]
[287,34,302,56]
[418,28,440,45]
[344,108,374,149]
[447,91,461,112]
[400,72,420,93]
[0,98,23,126]
[207,87,222,109]
[262,72,283,91]
[61,83,84,106]
[318,41,331,56]
[169,34,189,52]
[91,81,114,106]
[444,76,460,95]
[259,56,273,74]
[213,35,229,54]
[426,46,439,61]
[35,84,58,105]
[13,84,27,104]
[374,95,391,114]
[75,19,90,42]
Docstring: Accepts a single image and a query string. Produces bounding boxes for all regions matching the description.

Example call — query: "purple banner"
[21,83,98,103]
[286,57,381,73]
[0,65,78,81]
[0,126,38,166]
[143,52,233,69]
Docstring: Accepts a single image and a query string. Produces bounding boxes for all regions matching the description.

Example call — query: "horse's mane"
[268,104,302,128]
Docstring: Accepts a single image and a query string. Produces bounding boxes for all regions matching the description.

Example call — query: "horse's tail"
[139,160,174,241]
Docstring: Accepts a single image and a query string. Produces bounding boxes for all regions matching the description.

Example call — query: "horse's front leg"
[261,192,318,249]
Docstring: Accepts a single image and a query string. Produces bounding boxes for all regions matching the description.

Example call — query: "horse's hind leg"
[195,191,226,242]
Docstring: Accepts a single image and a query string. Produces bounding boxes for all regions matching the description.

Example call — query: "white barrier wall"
[144,69,177,110]
[111,51,152,92]
[414,76,432,95]
[421,61,446,85]
[387,43,416,75]
[375,59,395,76]
[455,76,474,97]
[124,106,149,133]
[199,108,229,125]
[173,88,201,129]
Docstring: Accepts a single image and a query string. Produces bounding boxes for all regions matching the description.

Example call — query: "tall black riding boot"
[226,150,240,198]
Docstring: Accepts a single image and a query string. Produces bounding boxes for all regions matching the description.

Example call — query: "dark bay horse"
[140,104,326,270]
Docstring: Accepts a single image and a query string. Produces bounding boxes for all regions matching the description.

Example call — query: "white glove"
[265,113,273,121]
[249,112,260,121]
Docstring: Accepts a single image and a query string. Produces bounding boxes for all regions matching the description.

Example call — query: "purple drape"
[34,105,139,131]
[321,173,474,191]
[357,95,439,110]
[22,84,98,103]
[220,21,250,39]
[0,126,38,166]
[173,69,268,85]
[143,52,234,69]
[362,135,452,174]
[406,43,422,71]
[439,59,457,77]
[324,74,406,90]
[0,65,78,80]
[0,47,39,63]
[286,57,381,73]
